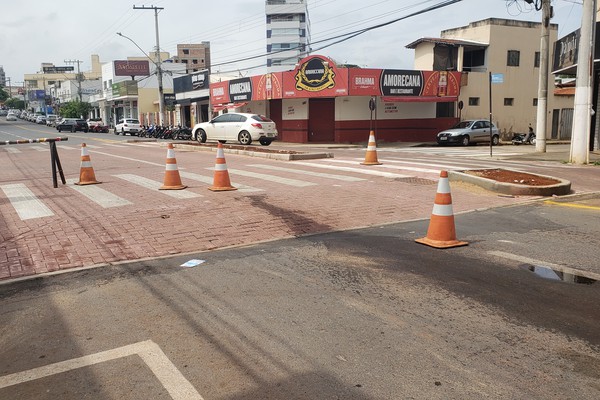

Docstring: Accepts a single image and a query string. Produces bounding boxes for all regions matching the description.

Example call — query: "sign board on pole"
[491,73,504,84]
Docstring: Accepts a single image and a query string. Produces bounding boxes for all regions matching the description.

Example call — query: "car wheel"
[114,129,119,135]
[197,129,207,143]
[259,138,272,146]
[491,135,499,146]
[238,131,252,145]
[461,135,470,146]
[84,129,89,133]
[121,128,125,136]
[57,127,62,132]
[71,126,76,133]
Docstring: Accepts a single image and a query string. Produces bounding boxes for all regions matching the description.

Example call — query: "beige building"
[407,18,574,140]
[172,43,211,74]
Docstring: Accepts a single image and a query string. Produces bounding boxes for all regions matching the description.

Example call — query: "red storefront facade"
[210,55,462,143]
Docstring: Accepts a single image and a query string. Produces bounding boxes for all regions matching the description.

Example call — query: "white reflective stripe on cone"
[165,164,179,171]
[367,145,377,151]
[432,203,454,216]
[214,163,228,171]
[217,148,225,158]
[167,149,175,158]
[80,161,93,168]
[437,178,451,194]
[81,148,89,156]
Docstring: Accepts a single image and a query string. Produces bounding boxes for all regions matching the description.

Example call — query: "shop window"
[504,98,514,106]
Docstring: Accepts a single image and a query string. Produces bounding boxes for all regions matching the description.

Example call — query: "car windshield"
[452,121,474,129]
[126,119,140,124]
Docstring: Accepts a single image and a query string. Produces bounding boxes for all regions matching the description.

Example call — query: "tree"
[0,87,9,102]
[5,98,25,109]
[59,101,92,118]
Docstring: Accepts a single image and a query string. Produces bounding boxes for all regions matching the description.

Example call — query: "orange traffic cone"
[360,131,382,165]
[208,142,237,192]
[159,143,187,190]
[75,143,101,185]
[415,170,468,249]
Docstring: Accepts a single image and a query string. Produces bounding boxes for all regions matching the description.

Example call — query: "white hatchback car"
[115,118,142,136]
[192,113,278,146]
[6,113,17,121]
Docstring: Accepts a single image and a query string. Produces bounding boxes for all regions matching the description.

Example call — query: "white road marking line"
[179,171,263,193]
[248,164,366,182]
[32,145,47,151]
[291,161,412,178]
[83,144,102,149]
[67,179,133,208]
[56,145,77,150]
[102,144,130,148]
[221,168,317,187]
[0,183,54,220]
[115,174,202,199]
[4,147,21,153]
[0,340,203,400]
[88,150,168,167]
[488,250,600,281]
[327,159,441,174]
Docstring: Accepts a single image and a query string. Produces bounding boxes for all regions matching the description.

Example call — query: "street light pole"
[134,5,165,126]
[64,59,83,102]
[534,0,551,153]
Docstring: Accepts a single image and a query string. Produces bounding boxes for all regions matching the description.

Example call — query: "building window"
[504,98,514,106]
[183,49,189,55]
[192,59,198,64]
[534,52,540,68]
[507,50,520,66]
[468,97,480,106]
[533,98,538,106]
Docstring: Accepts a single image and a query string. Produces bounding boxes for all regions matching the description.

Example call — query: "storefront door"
[308,98,335,142]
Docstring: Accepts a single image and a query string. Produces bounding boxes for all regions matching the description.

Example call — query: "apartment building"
[172,43,211,74]
[407,18,574,140]
[266,0,310,72]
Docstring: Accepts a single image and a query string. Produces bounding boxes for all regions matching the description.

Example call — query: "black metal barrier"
[1,137,69,188]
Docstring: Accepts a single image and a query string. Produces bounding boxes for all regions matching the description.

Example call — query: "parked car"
[115,118,142,136]
[436,119,500,146]
[35,115,47,125]
[6,113,17,121]
[56,118,89,133]
[192,113,278,146]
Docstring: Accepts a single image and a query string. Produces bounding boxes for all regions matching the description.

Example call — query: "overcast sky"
[0,0,584,84]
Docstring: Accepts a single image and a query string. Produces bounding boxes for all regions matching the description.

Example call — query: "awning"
[381,96,458,103]
[212,102,248,112]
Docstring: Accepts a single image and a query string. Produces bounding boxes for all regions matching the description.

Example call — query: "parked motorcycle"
[512,126,536,145]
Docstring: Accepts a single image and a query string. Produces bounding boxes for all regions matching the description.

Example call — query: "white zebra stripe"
[67,179,132,208]
[114,174,201,199]
[179,171,262,193]
[0,183,54,220]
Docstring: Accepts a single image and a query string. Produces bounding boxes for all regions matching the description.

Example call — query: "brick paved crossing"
[0,141,595,281]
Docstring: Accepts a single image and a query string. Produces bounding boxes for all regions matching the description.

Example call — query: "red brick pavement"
[0,142,594,281]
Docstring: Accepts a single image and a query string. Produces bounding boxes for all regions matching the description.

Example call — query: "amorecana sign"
[114,60,150,77]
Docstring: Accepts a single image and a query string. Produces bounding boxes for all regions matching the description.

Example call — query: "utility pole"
[64,59,83,102]
[570,0,597,164]
[134,5,165,126]
[533,0,551,153]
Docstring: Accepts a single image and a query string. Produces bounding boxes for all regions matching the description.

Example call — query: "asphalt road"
[1,201,599,399]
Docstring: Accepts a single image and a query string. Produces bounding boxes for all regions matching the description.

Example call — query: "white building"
[265,0,310,72]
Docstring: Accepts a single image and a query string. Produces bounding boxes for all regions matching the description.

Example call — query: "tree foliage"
[0,87,9,102]
[5,98,25,109]
[59,101,92,118]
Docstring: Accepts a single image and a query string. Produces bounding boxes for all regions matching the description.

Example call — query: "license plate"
[440,137,447,141]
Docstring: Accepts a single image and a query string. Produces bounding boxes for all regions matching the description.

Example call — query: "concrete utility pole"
[64,59,83,102]
[134,5,165,126]
[570,0,597,164]
[533,0,552,153]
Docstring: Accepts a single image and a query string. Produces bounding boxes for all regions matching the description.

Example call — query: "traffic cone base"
[75,143,101,185]
[160,143,187,190]
[361,130,382,165]
[416,170,468,249]
[209,143,237,191]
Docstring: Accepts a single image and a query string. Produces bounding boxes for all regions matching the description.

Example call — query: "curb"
[448,169,572,196]
[169,142,334,161]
